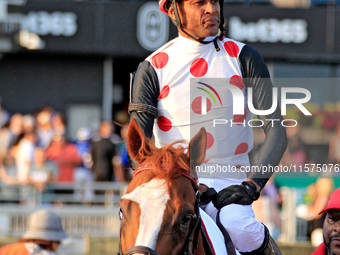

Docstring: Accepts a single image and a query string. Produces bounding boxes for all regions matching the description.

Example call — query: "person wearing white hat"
[0,209,67,255]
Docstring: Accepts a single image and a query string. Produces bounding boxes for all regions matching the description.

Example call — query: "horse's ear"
[187,127,207,177]
[127,118,145,163]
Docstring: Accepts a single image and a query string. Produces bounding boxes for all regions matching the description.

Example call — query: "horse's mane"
[135,137,190,181]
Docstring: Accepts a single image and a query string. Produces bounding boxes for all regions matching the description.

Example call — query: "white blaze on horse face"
[122,178,169,250]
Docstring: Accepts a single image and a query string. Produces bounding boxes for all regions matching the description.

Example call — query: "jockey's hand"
[199,186,217,206]
[212,181,260,209]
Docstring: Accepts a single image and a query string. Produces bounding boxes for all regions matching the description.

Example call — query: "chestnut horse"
[118,119,234,255]
[118,119,282,255]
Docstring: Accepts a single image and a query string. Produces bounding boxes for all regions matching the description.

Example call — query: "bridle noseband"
[117,164,202,255]
[124,246,160,255]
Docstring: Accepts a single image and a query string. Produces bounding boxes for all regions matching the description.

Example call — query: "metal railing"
[280,187,309,244]
[0,182,128,207]
[0,182,311,245]
[0,182,128,238]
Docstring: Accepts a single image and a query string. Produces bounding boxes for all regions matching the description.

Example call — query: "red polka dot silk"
[190,58,208,77]
[191,97,212,115]
[152,52,169,69]
[147,36,252,177]
[235,143,249,155]
[224,41,239,58]
[158,85,170,99]
[157,116,172,132]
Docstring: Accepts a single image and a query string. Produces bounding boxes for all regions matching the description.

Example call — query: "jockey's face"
[168,0,220,40]
[323,209,340,255]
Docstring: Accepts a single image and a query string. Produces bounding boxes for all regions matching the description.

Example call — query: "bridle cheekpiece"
[117,164,201,255]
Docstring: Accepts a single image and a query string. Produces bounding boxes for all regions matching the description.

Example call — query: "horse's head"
[118,119,207,255]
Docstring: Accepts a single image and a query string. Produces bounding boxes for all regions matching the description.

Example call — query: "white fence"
[280,187,309,244]
[0,182,128,238]
[0,182,310,245]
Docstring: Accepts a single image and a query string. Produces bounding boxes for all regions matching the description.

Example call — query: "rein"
[117,164,202,255]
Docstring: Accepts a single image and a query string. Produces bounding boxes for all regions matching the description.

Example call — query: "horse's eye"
[181,215,193,226]
[119,208,123,220]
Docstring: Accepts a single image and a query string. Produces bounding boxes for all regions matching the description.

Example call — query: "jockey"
[129,0,287,254]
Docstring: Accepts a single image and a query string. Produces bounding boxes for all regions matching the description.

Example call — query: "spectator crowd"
[0,106,131,202]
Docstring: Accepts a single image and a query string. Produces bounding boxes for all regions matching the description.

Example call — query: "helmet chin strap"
[179,27,212,44]
[180,27,221,52]
[170,0,225,51]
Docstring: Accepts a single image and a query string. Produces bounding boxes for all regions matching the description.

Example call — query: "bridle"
[116,164,202,255]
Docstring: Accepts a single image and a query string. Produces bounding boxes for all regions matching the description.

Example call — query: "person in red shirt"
[310,188,340,255]
[46,134,81,182]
